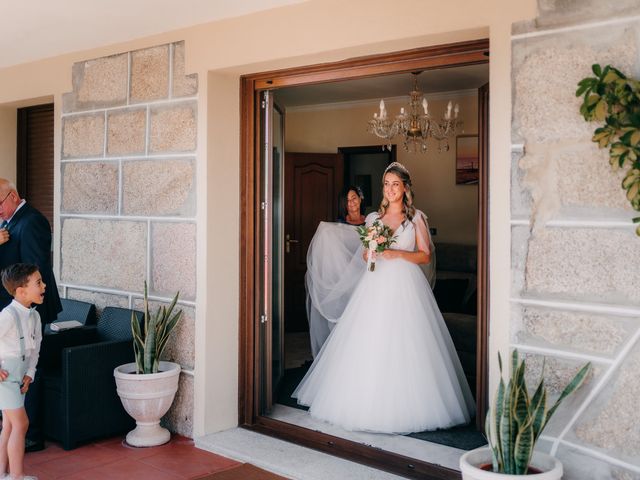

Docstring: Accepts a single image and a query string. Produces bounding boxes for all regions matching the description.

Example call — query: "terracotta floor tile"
[18,434,251,480]
[196,464,290,480]
[93,436,174,460]
[32,444,122,478]
[21,464,58,480]
[64,459,185,480]
[140,444,240,478]
[24,442,74,467]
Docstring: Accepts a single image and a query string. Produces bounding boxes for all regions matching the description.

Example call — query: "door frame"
[239,39,489,480]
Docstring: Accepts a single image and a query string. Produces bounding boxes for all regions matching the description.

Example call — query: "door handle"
[286,234,299,253]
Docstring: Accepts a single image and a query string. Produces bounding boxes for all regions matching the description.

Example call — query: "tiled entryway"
[22,435,287,479]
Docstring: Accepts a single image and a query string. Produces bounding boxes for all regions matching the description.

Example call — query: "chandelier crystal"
[367,72,461,154]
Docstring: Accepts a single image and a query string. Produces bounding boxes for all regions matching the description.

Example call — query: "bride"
[293,162,475,434]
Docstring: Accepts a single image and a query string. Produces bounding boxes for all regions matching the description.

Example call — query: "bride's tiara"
[384,162,411,176]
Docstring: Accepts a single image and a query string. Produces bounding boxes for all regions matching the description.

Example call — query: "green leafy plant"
[485,350,591,475]
[131,282,182,374]
[577,64,640,235]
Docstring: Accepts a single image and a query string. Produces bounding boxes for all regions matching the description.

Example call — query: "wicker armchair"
[42,306,142,450]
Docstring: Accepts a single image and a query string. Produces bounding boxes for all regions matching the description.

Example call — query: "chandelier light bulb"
[367,72,462,154]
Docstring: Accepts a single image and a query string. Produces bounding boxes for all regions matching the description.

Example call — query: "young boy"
[0,264,44,480]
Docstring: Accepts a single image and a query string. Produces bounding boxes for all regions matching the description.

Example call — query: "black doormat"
[276,364,487,451]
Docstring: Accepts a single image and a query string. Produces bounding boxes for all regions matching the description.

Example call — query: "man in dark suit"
[0,178,62,451]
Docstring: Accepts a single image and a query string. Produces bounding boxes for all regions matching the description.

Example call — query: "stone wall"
[511,2,640,478]
[60,41,198,437]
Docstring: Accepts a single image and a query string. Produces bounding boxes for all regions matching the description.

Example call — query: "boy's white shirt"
[0,299,42,380]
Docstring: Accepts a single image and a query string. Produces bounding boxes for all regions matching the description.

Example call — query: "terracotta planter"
[460,447,562,480]
[114,361,181,447]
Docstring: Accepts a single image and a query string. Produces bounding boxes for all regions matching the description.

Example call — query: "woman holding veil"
[295,162,474,434]
[306,185,365,357]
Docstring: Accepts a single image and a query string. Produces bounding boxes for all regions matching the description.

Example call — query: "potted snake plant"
[460,350,591,479]
[114,283,182,447]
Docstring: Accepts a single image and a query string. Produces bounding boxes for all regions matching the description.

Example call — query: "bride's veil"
[306,221,366,321]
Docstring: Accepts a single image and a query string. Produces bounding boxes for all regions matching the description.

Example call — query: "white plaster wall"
[0,107,16,183]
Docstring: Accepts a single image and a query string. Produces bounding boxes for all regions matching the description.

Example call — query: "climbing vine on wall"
[577,64,640,235]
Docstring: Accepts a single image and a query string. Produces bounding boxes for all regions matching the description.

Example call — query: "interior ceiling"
[274,63,489,108]
[0,0,305,69]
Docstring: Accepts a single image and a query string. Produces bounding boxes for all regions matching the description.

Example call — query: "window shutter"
[17,103,54,230]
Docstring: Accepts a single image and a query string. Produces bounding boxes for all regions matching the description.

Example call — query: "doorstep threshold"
[196,427,405,480]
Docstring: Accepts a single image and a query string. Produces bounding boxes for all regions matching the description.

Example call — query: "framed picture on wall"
[455,134,479,185]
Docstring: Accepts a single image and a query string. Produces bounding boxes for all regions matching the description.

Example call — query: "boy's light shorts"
[0,357,27,410]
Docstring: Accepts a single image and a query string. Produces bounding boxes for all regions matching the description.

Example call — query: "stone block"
[511,149,531,217]
[520,352,600,437]
[522,352,597,396]
[572,345,640,460]
[162,373,193,438]
[555,443,640,480]
[511,225,530,295]
[513,305,634,357]
[525,227,640,304]
[62,114,105,158]
[517,150,559,226]
[517,144,633,224]
[122,159,195,216]
[172,41,198,98]
[132,298,194,369]
[150,222,196,300]
[512,24,639,144]
[555,145,631,211]
[66,289,130,315]
[63,53,128,112]
[149,103,196,153]
[107,108,146,156]
[534,0,640,31]
[61,219,146,292]
[62,162,118,214]
[130,45,169,103]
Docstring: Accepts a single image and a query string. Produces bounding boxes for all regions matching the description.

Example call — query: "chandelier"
[367,72,461,154]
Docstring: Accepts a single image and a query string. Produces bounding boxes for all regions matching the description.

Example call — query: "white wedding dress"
[293,211,475,434]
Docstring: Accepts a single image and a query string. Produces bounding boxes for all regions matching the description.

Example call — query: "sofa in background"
[432,242,478,393]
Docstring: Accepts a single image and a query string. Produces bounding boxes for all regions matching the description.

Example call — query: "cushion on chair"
[97,307,143,341]
[56,298,97,326]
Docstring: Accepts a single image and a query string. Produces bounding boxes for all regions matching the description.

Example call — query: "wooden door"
[284,152,343,333]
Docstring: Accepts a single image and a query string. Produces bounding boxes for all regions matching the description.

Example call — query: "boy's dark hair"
[1,263,39,297]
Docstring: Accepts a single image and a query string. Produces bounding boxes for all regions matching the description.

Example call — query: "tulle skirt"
[293,257,475,434]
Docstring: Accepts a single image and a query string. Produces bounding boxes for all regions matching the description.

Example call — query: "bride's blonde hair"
[378,162,416,221]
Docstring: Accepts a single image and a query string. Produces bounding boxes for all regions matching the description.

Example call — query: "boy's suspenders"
[5,305,29,362]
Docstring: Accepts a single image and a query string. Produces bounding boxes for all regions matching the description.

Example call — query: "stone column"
[60,41,198,437]
[511,2,640,478]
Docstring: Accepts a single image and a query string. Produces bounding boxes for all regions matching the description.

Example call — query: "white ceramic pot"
[114,361,181,447]
[460,447,562,480]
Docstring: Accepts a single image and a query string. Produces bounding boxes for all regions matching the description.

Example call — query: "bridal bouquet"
[356,220,395,272]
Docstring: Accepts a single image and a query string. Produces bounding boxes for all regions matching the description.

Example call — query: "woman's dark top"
[337,216,365,227]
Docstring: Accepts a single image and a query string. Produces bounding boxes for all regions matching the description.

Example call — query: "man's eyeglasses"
[0,191,12,206]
